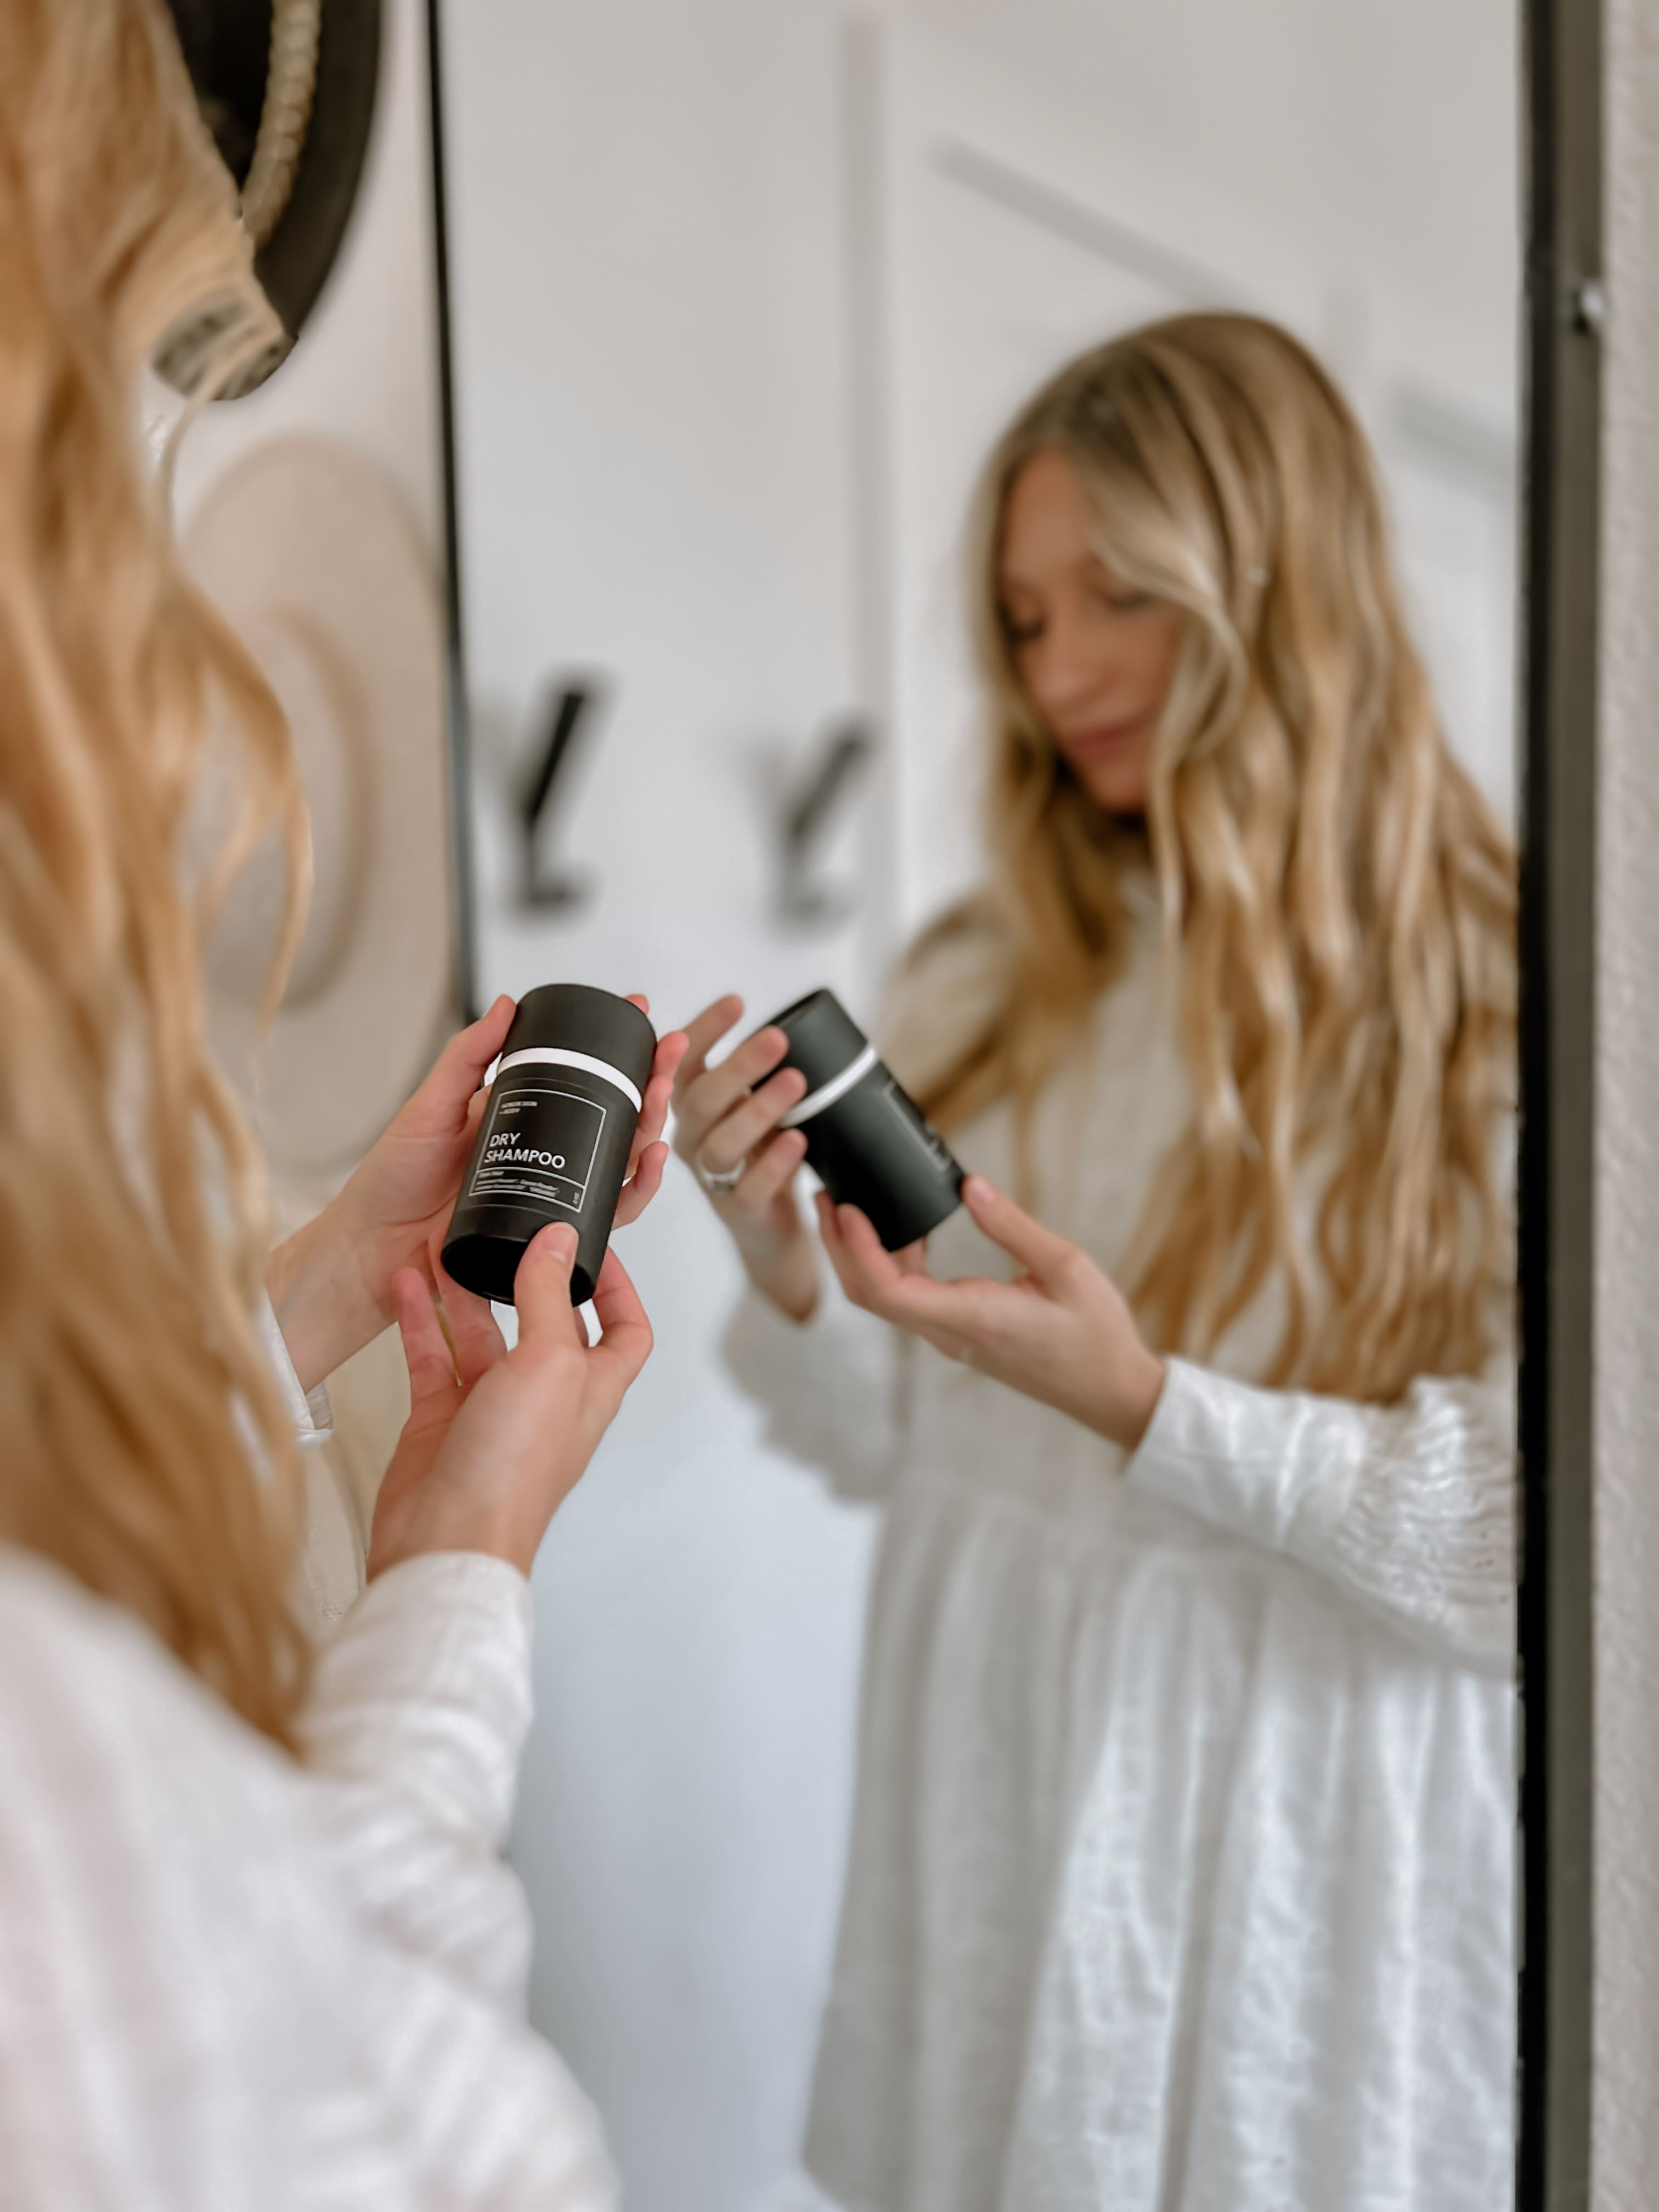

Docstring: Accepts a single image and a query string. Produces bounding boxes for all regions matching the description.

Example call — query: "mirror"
[435,4,1522,2207]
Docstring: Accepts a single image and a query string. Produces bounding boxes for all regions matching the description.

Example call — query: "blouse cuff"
[258,1293,334,1449]
[302,1552,535,1849]
[1125,1356,1358,1562]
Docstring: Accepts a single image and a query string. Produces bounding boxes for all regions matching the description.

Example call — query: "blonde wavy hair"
[915,314,1515,1405]
[0,0,312,1742]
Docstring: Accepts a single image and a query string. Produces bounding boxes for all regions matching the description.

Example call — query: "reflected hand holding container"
[763,989,964,1249]
[442,985,656,1306]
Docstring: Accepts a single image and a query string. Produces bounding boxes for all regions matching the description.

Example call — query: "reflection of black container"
[765,989,964,1250]
[443,985,655,1306]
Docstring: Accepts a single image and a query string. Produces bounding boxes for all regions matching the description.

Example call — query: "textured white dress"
[725,887,1516,2212]
[0,1311,617,2210]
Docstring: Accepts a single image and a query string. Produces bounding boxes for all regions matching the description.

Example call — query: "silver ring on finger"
[693,1149,746,1198]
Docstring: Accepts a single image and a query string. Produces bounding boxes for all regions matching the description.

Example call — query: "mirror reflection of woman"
[676,317,1516,2211]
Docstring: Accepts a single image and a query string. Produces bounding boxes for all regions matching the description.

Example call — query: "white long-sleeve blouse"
[0,1310,615,2211]
[725,883,1516,2212]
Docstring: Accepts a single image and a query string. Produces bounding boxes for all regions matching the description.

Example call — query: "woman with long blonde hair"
[675,314,1516,2208]
[0,3,686,2200]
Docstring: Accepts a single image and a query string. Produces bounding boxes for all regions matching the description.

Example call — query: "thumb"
[962,1175,1078,1283]
[412,995,517,1130]
[513,1222,584,1348]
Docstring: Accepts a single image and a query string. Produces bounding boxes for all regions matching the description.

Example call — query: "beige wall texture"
[1596,0,1659,2199]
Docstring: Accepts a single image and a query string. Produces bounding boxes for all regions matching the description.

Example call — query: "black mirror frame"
[424,0,478,1023]
[1517,0,1601,2202]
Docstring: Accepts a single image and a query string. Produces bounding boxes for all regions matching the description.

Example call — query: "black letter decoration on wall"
[518,680,602,911]
[778,715,873,927]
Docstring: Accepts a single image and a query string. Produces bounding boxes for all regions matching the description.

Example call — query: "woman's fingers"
[729,1127,808,1213]
[434,1255,507,1386]
[692,1063,808,1175]
[512,1223,585,1352]
[586,1247,654,1400]
[651,1028,691,1093]
[616,1023,690,1228]
[816,1192,900,1308]
[628,1033,690,1174]
[823,1198,926,1302]
[961,1175,1080,1285]
[407,995,516,1134]
[612,1138,670,1227]
[674,995,746,1097]
[393,1267,465,1416]
[821,1198,991,1353]
[674,1023,794,1158]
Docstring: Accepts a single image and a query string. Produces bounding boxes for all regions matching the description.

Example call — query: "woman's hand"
[367,1226,653,1579]
[672,994,819,1322]
[817,1174,1167,1453]
[269,995,688,1392]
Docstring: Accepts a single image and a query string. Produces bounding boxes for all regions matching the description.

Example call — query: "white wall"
[438,7,1520,2210]
[874,0,1517,408]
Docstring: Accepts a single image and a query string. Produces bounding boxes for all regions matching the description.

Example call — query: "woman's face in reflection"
[997,449,1183,816]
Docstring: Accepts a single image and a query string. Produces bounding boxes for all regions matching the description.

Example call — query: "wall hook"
[518,680,603,910]
[777,715,873,927]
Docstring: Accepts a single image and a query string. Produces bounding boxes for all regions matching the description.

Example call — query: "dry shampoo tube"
[764,988,964,1249]
[443,984,656,1306]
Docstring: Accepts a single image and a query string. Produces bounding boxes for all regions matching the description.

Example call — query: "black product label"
[883,1078,957,1177]
[469,1081,607,1215]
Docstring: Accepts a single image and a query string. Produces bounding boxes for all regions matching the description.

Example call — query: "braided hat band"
[157,0,382,398]
[240,0,321,251]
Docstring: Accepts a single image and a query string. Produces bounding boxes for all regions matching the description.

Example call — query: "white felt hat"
[184,433,455,1181]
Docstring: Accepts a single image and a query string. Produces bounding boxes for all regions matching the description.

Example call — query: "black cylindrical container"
[443,985,656,1306]
[764,989,963,1250]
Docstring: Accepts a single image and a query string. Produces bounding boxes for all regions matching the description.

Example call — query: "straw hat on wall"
[160,0,383,394]
[183,432,454,1186]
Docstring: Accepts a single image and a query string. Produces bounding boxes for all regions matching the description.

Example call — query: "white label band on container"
[498,1047,644,1113]
[779,1042,879,1128]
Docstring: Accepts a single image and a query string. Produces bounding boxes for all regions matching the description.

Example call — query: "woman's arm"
[292,1233,654,2191]
[0,1553,616,2211]
[257,1293,335,1447]
[820,1175,1514,1671]
[300,1551,540,2010]
[1124,1354,1514,1672]
[297,1228,658,2008]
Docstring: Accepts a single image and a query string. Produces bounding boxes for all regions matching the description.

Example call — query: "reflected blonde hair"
[0,0,312,1742]
[916,314,1515,1404]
